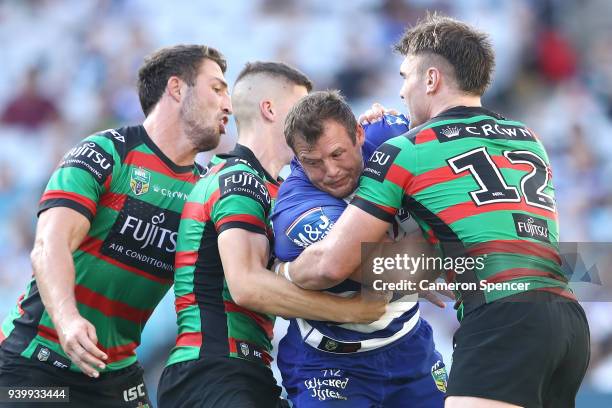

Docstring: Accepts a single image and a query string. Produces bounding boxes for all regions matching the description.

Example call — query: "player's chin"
[196,129,222,152]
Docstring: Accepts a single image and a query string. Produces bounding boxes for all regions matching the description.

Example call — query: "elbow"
[319,269,346,285]
[316,251,351,285]
[228,283,258,310]
[30,239,44,275]
[231,291,253,309]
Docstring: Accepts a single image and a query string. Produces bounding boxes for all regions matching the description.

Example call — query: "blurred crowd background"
[0,0,611,405]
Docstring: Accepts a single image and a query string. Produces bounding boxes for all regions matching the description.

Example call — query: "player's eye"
[303,159,319,166]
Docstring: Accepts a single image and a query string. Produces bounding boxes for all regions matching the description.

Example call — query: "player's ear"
[259,100,274,122]
[167,76,183,103]
[355,123,365,147]
[425,67,441,95]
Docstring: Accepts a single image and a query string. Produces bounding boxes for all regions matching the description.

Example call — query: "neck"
[237,126,287,179]
[142,108,197,167]
[430,92,482,119]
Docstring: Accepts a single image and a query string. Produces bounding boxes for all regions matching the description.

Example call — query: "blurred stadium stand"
[1,0,611,405]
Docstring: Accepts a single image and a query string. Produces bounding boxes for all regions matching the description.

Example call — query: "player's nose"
[324,162,342,180]
[221,93,232,115]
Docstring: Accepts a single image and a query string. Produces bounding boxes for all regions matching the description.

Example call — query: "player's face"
[296,120,365,198]
[181,58,232,152]
[399,55,429,129]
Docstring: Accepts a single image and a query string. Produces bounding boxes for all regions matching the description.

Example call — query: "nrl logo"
[240,343,250,356]
[440,126,461,138]
[130,167,151,196]
[324,339,338,352]
[37,347,50,362]
[431,360,448,393]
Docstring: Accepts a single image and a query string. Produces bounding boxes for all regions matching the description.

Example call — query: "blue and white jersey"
[272,114,420,352]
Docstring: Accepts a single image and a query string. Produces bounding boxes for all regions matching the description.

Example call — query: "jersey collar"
[222,143,280,185]
[432,105,506,121]
[137,125,196,174]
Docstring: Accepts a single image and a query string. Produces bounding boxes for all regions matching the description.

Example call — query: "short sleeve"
[352,139,415,223]
[211,169,271,235]
[38,134,118,221]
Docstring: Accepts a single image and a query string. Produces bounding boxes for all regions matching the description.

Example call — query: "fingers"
[421,291,446,309]
[439,289,456,300]
[358,103,403,125]
[366,294,389,322]
[80,334,107,366]
[349,292,387,323]
[60,319,107,377]
[64,337,104,378]
[358,103,387,125]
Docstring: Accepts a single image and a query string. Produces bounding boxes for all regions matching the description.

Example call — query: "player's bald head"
[231,62,312,131]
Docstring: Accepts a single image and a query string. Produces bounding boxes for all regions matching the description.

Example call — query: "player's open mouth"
[219,116,228,133]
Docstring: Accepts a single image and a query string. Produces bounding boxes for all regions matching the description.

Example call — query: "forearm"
[31,239,78,325]
[289,237,355,290]
[232,266,355,322]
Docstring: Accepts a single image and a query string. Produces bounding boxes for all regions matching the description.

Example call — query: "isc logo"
[123,383,146,402]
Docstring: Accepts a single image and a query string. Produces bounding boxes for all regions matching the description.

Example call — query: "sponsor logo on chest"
[101,197,181,279]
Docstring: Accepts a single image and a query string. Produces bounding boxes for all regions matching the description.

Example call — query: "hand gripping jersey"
[0,125,202,371]
[272,114,420,352]
[353,106,574,319]
[167,144,279,368]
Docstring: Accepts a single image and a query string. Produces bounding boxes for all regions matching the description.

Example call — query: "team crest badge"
[431,360,448,393]
[130,167,150,196]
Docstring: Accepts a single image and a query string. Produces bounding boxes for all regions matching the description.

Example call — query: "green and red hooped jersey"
[352,106,574,317]
[0,125,203,372]
[168,144,280,368]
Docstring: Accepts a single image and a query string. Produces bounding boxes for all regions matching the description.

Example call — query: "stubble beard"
[181,90,222,153]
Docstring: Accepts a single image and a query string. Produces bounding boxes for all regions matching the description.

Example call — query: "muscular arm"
[32,208,88,324]
[32,208,107,377]
[218,228,385,323]
[288,204,390,289]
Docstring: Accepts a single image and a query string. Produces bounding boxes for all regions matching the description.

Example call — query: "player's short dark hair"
[235,61,313,92]
[394,13,494,95]
[285,90,357,151]
[137,44,227,116]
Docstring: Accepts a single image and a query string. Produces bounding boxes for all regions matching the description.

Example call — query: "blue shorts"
[277,318,446,407]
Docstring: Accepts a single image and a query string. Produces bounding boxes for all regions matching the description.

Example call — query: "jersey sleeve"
[352,138,416,223]
[211,168,271,235]
[38,133,118,222]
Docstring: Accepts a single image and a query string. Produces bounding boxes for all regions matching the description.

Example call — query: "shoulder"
[212,160,271,209]
[84,125,144,162]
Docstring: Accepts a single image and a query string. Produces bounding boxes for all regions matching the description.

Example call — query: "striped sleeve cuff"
[350,196,396,223]
[38,198,95,222]
[215,214,267,236]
